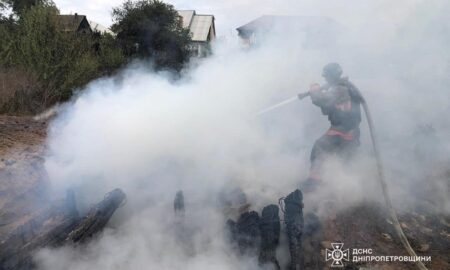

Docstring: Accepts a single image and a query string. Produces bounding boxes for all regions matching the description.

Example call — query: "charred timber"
[66,188,126,243]
[258,204,281,270]
[284,189,304,270]
[0,188,126,270]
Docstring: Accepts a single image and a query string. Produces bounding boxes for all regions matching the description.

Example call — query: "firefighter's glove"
[309,83,321,93]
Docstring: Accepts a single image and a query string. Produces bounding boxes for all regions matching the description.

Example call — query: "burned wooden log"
[237,211,260,254]
[259,204,281,270]
[227,210,261,256]
[0,188,126,270]
[283,189,304,270]
[0,190,79,270]
[66,188,126,243]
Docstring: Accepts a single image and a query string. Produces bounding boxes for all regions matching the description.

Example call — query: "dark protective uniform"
[308,77,362,181]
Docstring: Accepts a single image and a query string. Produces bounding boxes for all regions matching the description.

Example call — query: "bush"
[0,67,41,113]
[96,33,126,74]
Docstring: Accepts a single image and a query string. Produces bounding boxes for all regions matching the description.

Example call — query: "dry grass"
[0,68,41,115]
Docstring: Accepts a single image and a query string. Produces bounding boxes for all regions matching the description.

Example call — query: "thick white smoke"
[36,1,450,269]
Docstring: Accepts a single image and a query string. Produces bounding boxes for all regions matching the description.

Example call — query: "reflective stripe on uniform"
[326,128,354,141]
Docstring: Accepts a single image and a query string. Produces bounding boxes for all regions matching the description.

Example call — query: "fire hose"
[258,91,428,270]
[357,93,428,270]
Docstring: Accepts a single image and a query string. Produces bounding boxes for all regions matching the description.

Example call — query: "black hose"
[299,90,427,269]
[360,97,428,270]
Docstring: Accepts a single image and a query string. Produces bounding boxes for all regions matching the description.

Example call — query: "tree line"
[0,0,192,114]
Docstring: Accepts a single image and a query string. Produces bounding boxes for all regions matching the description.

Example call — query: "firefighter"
[301,63,363,192]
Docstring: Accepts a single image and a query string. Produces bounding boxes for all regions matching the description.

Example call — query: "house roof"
[178,10,215,42]
[190,15,214,41]
[58,14,90,32]
[88,20,113,35]
[236,15,340,36]
[178,10,195,28]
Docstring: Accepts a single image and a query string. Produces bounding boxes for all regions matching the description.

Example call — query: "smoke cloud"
[36,0,450,269]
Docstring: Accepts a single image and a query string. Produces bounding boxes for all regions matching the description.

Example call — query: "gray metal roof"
[190,15,214,41]
[178,10,215,42]
[178,10,195,28]
[237,15,340,36]
[88,20,113,35]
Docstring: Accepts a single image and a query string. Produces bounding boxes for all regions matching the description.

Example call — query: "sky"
[53,0,422,36]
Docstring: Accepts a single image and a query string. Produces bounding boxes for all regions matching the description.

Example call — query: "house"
[57,13,92,34]
[236,15,341,49]
[177,10,216,57]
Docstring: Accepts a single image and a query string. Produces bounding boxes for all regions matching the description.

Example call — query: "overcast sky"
[53,0,422,36]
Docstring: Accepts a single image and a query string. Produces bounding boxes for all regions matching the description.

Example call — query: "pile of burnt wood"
[226,189,322,270]
[2,187,321,270]
[0,189,126,270]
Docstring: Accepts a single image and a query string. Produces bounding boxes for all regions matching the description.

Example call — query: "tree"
[2,0,51,17]
[111,0,191,71]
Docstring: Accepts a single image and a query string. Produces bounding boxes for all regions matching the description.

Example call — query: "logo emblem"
[325,243,350,267]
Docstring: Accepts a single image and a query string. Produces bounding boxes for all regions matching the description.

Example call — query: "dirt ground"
[0,115,47,157]
[0,115,449,269]
[0,115,50,241]
[320,203,450,269]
